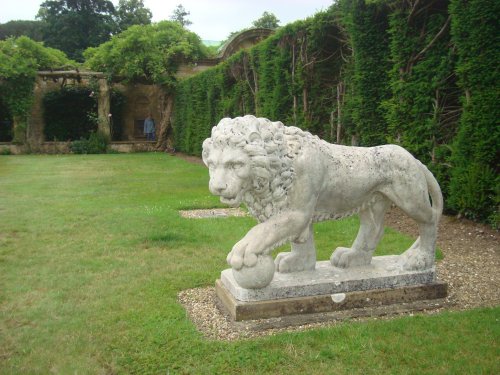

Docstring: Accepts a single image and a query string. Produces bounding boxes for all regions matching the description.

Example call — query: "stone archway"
[217,28,275,60]
[133,94,150,140]
[29,71,111,148]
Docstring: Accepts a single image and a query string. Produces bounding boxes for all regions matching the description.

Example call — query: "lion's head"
[202,115,305,222]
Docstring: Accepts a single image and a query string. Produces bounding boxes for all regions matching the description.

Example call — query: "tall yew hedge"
[447,0,499,224]
[173,10,346,155]
[172,0,499,225]
[341,0,390,146]
[383,0,460,201]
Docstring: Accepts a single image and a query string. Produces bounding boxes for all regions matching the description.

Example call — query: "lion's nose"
[210,181,227,194]
[215,185,227,194]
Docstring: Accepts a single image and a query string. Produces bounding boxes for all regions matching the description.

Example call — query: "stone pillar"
[27,76,46,148]
[156,91,174,150]
[97,78,111,138]
[12,115,26,144]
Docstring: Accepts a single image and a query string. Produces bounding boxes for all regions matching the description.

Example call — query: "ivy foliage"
[84,21,209,87]
[0,95,13,141]
[43,86,126,141]
[0,36,74,141]
[43,86,97,141]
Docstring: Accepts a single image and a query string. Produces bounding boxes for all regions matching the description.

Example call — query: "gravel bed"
[385,207,500,311]
[178,207,499,341]
[179,208,247,219]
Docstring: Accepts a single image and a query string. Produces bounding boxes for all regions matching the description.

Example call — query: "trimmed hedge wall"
[447,0,500,224]
[173,10,345,155]
[172,0,499,225]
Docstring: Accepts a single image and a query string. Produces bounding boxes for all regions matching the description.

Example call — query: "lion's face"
[204,146,251,207]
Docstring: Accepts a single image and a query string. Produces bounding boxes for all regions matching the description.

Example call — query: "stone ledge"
[221,256,436,302]
[216,279,448,321]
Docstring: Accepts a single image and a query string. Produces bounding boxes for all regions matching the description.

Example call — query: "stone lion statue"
[202,115,442,285]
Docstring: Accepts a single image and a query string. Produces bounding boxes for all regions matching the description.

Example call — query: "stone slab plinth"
[216,279,448,321]
[221,255,436,302]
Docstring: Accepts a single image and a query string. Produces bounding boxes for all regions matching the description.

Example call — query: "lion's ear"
[248,132,262,144]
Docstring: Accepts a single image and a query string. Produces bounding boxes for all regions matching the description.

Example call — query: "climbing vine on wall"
[43,86,98,141]
[43,86,126,141]
[0,36,74,142]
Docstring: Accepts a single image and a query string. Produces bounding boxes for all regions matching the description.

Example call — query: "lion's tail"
[418,160,443,223]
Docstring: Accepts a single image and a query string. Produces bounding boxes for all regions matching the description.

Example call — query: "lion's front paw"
[227,238,260,270]
[275,251,315,273]
[330,247,372,268]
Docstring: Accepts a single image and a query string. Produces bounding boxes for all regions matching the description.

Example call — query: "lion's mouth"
[220,195,240,206]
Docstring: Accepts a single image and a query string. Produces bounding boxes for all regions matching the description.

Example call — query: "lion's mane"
[202,115,316,222]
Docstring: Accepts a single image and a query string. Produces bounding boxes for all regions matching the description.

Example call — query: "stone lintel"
[216,279,448,321]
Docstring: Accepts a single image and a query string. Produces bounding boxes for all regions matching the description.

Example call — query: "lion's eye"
[230,162,244,170]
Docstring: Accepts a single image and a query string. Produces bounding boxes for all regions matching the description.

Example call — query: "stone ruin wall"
[23,75,164,150]
[0,28,275,153]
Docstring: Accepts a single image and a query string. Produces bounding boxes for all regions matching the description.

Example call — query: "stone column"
[97,78,111,138]
[27,76,46,148]
[12,115,26,144]
[156,90,174,150]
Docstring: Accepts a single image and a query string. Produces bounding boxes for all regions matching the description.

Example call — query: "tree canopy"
[35,0,153,61]
[0,20,45,41]
[170,4,192,27]
[252,11,280,29]
[83,21,208,86]
[115,0,152,33]
[37,0,116,61]
[0,36,74,85]
[0,36,74,141]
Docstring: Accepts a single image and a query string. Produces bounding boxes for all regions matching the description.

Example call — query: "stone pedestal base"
[216,256,447,321]
[216,279,447,321]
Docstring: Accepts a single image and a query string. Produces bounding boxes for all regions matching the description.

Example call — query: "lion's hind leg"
[400,222,437,271]
[384,188,438,271]
[331,195,390,268]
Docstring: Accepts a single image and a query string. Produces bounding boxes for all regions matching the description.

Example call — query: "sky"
[0,0,336,41]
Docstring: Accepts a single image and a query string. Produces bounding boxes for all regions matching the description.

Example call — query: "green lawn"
[0,154,498,374]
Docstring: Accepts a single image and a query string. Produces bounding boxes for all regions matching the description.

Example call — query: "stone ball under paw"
[232,255,275,289]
